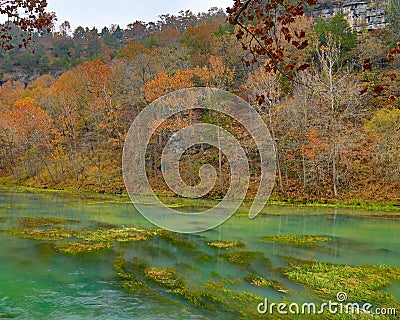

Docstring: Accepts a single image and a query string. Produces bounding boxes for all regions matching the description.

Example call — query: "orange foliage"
[155,28,181,46]
[143,56,234,102]
[1,97,53,145]
[117,42,146,60]
[301,129,328,161]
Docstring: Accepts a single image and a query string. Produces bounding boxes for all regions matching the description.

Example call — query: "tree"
[365,107,400,182]
[227,0,316,77]
[0,97,54,180]
[314,13,357,55]
[243,66,285,194]
[59,21,72,38]
[386,0,400,44]
[0,0,54,50]
[303,37,361,196]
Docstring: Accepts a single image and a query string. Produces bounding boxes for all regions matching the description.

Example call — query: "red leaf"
[373,86,384,94]
[363,58,372,71]
[256,94,266,106]
[285,64,295,71]
[297,63,310,71]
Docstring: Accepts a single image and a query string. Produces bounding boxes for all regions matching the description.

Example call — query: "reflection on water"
[0,190,399,319]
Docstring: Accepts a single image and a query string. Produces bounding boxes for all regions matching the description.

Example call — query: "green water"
[0,190,399,319]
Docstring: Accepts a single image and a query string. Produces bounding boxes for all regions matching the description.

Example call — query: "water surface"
[0,190,399,319]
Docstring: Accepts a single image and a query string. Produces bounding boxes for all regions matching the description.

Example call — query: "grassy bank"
[1,181,399,215]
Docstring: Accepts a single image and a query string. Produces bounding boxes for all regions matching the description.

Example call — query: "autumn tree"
[47,70,87,184]
[386,0,400,44]
[227,0,316,77]
[365,107,400,183]
[0,97,54,180]
[183,22,221,66]
[0,0,54,50]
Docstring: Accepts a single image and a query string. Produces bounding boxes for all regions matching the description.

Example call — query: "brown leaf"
[363,58,372,71]
[285,64,295,71]
[373,86,384,94]
[297,63,310,71]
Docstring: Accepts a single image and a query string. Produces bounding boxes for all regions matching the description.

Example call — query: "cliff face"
[311,0,387,31]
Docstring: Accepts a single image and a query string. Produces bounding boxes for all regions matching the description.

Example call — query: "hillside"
[0,5,399,203]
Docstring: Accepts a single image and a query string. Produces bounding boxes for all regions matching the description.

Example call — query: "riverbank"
[1,181,399,215]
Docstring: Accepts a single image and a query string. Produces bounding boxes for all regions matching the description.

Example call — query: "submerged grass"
[221,250,272,270]
[16,216,80,227]
[55,241,112,254]
[262,234,332,245]
[206,240,245,249]
[244,274,289,293]
[6,227,78,241]
[284,262,400,309]
[78,227,151,243]
[144,267,185,291]
[3,216,153,254]
[112,254,270,319]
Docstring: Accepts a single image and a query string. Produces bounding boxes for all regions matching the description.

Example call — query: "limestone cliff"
[310,0,388,31]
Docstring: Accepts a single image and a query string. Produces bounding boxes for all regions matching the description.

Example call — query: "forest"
[0,5,399,203]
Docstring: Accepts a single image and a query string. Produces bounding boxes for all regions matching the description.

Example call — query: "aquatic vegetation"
[244,274,274,288]
[221,250,271,269]
[206,240,245,249]
[0,215,7,222]
[144,267,185,291]
[113,255,146,291]
[55,241,112,254]
[244,274,289,293]
[197,281,266,318]
[193,252,215,262]
[78,227,151,243]
[222,250,257,266]
[158,231,197,249]
[175,261,198,271]
[87,211,113,215]
[16,216,80,227]
[262,234,332,245]
[7,227,77,241]
[3,218,153,257]
[112,255,268,318]
[285,262,400,308]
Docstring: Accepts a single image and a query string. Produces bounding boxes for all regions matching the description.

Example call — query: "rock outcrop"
[310,0,387,31]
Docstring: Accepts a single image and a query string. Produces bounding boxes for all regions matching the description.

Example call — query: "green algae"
[112,254,268,319]
[158,231,197,250]
[3,216,154,256]
[16,216,80,228]
[244,274,289,293]
[113,254,146,291]
[144,267,185,291]
[284,262,400,309]
[78,227,151,243]
[262,234,332,245]
[7,227,77,241]
[221,250,271,268]
[206,240,245,249]
[55,241,112,254]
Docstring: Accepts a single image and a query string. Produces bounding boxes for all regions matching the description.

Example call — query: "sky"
[46,0,233,31]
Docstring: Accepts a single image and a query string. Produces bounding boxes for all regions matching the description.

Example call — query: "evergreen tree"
[314,13,357,54]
